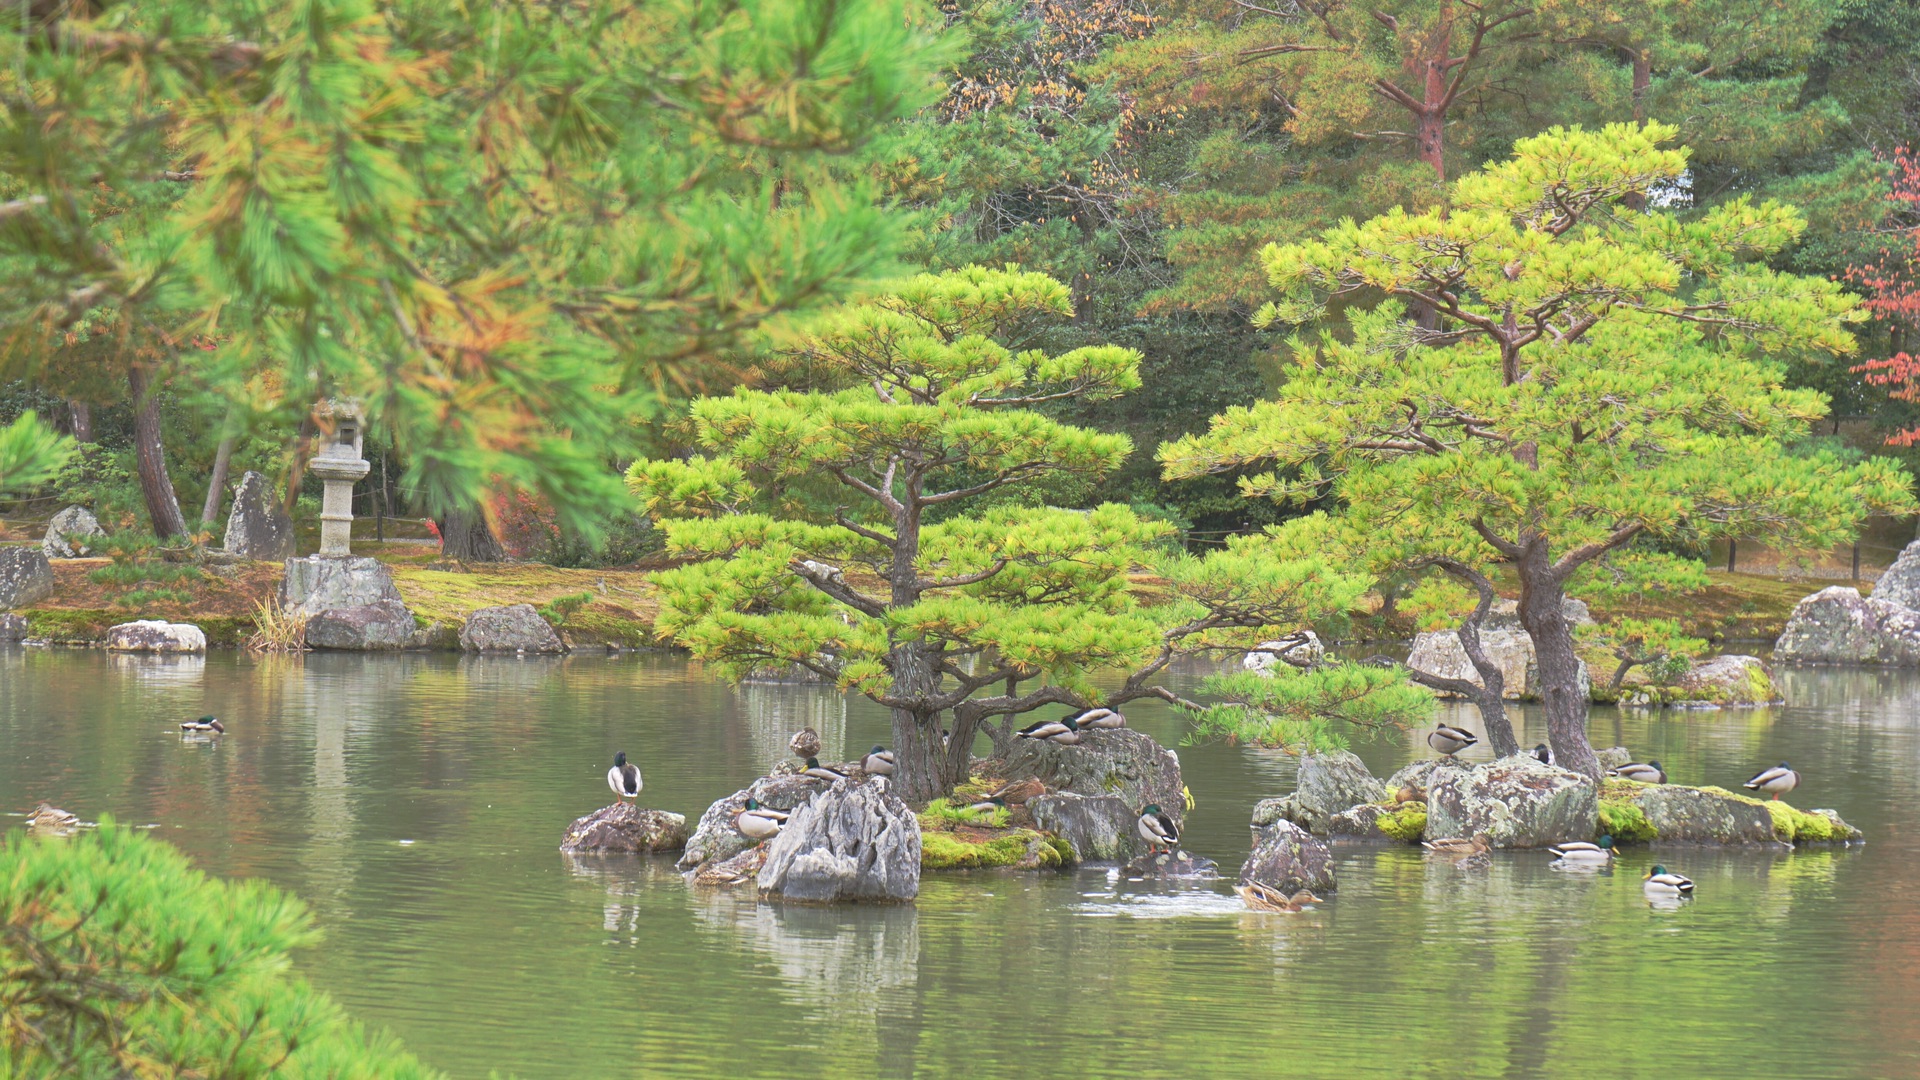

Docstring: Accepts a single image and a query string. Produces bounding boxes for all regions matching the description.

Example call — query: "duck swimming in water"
[1642,864,1694,896]
[1423,833,1491,856]
[606,751,642,804]
[1548,835,1615,863]
[1236,882,1322,912]
[179,716,225,734]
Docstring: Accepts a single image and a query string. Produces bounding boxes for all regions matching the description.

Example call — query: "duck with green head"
[735,798,788,842]
[1547,835,1615,863]
[1643,864,1694,895]
[1137,804,1178,854]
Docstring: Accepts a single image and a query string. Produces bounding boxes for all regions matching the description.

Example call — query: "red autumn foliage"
[1849,147,1920,446]
[488,489,559,560]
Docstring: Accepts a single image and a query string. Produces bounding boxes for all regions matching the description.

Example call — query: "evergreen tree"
[632,266,1422,800]
[1163,123,1915,776]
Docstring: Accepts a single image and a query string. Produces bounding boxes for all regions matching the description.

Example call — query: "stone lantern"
[309,400,369,557]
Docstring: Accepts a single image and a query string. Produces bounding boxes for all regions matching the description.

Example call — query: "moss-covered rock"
[1591,780,1859,845]
[1597,796,1657,844]
[1373,804,1427,843]
[1766,801,1864,843]
[918,826,1068,870]
[1619,655,1780,708]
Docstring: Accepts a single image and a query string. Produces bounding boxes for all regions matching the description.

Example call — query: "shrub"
[0,823,442,1078]
[537,591,595,625]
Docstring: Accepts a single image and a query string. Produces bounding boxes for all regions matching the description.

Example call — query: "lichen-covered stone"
[1774,586,1920,664]
[305,600,418,650]
[1407,627,1592,701]
[222,471,295,560]
[1250,794,1302,831]
[1484,597,1594,632]
[1630,784,1778,845]
[1386,758,1461,796]
[460,603,565,653]
[1295,750,1386,820]
[995,727,1184,827]
[1872,539,1920,611]
[42,506,105,559]
[280,555,403,615]
[104,620,207,653]
[678,773,829,871]
[1622,654,1781,708]
[0,547,55,610]
[1027,792,1136,862]
[1239,819,1337,893]
[0,613,27,642]
[1425,754,1597,849]
[758,777,920,903]
[559,803,688,853]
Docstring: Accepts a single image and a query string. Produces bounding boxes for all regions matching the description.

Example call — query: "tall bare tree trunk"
[436,506,506,561]
[66,401,92,443]
[128,367,189,539]
[200,435,235,526]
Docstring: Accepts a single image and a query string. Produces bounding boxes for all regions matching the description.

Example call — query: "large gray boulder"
[280,555,403,615]
[0,613,25,642]
[42,506,105,559]
[1407,627,1592,701]
[758,777,920,903]
[460,603,565,653]
[1297,750,1385,817]
[1484,597,1595,633]
[559,804,687,854]
[305,600,418,650]
[222,471,295,560]
[1239,819,1337,894]
[1630,785,1778,846]
[996,728,1185,826]
[1426,754,1597,849]
[1776,586,1920,664]
[1027,792,1136,863]
[0,547,55,610]
[679,772,834,871]
[1873,540,1920,611]
[104,620,207,653]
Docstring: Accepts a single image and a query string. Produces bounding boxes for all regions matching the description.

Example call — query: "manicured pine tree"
[1163,123,1916,776]
[632,266,1426,801]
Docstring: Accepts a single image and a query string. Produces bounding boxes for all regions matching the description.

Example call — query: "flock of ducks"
[1415,722,1814,901]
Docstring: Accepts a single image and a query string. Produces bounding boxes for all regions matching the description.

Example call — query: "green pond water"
[3,648,1917,1079]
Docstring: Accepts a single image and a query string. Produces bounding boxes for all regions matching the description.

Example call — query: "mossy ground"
[917,789,1072,870]
[386,563,658,644]
[1373,804,1427,842]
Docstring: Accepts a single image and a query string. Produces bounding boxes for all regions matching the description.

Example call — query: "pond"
[2,649,1916,1079]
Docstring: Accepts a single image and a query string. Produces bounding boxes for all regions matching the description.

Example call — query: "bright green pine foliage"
[1163,123,1916,775]
[0,412,71,494]
[632,266,1423,798]
[0,0,939,529]
[0,823,440,1078]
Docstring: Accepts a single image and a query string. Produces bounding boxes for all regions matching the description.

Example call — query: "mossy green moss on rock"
[1373,804,1427,843]
[1618,655,1780,708]
[918,826,1069,870]
[1594,779,1861,845]
[1765,801,1863,843]
[1597,797,1657,844]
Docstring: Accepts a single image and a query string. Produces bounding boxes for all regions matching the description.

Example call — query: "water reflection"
[737,680,846,771]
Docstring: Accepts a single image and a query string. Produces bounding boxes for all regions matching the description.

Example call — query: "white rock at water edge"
[104,620,207,653]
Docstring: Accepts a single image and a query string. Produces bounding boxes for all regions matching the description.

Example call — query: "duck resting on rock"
[1427,724,1478,759]
[1532,744,1551,766]
[1137,804,1179,855]
[788,728,822,761]
[1743,762,1800,800]
[607,751,642,804]
[1609,760,1666,784]
[801,757,849,782]
[1070,707,1126,730]
[1015,715,1082,746]
[861,746,896,776]
[964,795,1008,818]
[1236,883,1322,912]
[735,799,788,842]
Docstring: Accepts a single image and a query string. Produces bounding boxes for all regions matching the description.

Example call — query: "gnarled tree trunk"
[127,366,189,539]
[1515,544,1598,778]
[436,506,506,562]
[1405,560,1516,755]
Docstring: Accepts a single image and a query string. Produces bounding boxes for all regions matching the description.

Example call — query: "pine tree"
[0,0,941,537]
[632,266,1422,800]
[1163,123,1916,776]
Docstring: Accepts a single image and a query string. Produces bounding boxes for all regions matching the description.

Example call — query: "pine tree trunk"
[1515,546,1598,778]
[437,507,506,561]
[200,435,235,526]
[128,367,189,539]
[66,401,92,443]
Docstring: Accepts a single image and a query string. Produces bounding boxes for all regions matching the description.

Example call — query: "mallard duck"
[1137,804,1179,854]
[1743,762,1799,800]
[1610,760,1666,784]
[1532,743,1551,766]
[1548,835,1615,863]
[964,795,1008,816]
[861,745,896,775]
[1072,707,1126,730]
[179,716,226,733]
[25,803,78,830]
[1236,882,1322,912]
[802,757,848,782]
[788,728,822,760]
[1423,832,1491,856]
[1427,723,1478,758]
[1642,864,1694,895]
[1015,715,1082,745]
[735,798,788,841]
[606,751,642,804]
